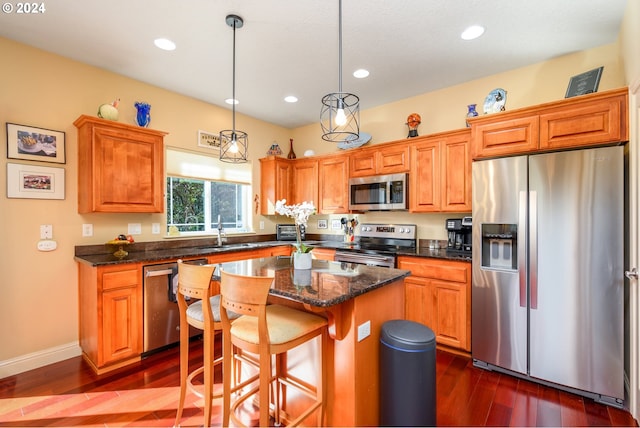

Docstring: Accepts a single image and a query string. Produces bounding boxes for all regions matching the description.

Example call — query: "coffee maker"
[446,217,472,256]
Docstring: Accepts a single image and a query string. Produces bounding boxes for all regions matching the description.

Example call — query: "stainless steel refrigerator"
[471,145,624,406]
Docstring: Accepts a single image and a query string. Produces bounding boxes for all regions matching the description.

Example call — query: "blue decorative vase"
[466,104,478,127]
[134,102,151,127]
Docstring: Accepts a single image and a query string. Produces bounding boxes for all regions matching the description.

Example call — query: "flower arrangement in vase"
[275,199,316,269]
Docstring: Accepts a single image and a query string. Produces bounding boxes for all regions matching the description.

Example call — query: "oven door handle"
[335,251,394,264]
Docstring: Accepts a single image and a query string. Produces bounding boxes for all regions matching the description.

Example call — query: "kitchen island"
[216,256,410,427]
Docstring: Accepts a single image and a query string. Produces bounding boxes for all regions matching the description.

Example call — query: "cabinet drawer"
[102,268,139,291]
[398,257,469,283]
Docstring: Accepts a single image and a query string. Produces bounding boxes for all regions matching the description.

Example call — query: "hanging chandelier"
[220,14,248,163]
[320,0,360,142]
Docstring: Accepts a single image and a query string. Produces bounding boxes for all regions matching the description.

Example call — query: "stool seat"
[231,304,327,345]
[186,295,239,324]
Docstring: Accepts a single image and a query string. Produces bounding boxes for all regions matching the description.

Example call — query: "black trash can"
[379,320,436,427]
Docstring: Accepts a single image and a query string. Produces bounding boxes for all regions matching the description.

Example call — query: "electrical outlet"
[40,224,52,239]
[259,221,265,230]
[152,223,161,234]
[82,224,93,237]
[357,320,371,342]
[128,223,142,235]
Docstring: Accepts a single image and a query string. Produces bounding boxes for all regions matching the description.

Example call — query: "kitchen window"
[166,147,252,235]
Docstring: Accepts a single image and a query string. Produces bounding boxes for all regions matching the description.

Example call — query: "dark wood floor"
[0,339,637,427]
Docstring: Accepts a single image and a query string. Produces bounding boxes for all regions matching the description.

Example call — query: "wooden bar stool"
[174,260,241,427]
[220,270,328,427]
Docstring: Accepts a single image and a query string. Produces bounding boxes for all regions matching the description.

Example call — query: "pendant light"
[320,0,360,142]
[220,14,248,163]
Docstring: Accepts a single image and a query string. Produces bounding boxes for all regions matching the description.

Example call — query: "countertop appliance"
[445,217,472,257]
[471,146,624,407]
[348,173,408,211]
[276,223,305,241]
[142,258,208,354]
[334,223,416,268]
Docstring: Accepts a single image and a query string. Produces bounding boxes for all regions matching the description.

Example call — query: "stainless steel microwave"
[348,173,408,211]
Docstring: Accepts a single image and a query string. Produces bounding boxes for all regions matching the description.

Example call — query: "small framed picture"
[317,219,328,229]
[198,130,221,153]
[6,123,66,164]
[7,162,65,199]
[565,66,603,98]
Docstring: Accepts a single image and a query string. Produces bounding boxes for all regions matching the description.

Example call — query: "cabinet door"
[404,276,433,329]
[377,145,410,174]
[539,94,627,150]
[101,286,140,365]
[471,115,539,159]
[409,140,440,212]
[75,116,165,213]
[432,280,469,351]
[260,157,292,214]
[292,160,318,206]
[441,133,471,212]
[319,156,349,214]
[349,150,377,177]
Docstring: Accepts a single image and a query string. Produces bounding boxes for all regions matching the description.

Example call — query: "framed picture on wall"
[198,130,221,153]
[7,162,65,199]
[6,123,66,164]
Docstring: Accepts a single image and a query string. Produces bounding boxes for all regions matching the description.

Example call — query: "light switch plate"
[152,223,161,234]
[40,224,52,239]
[82,224,93,237]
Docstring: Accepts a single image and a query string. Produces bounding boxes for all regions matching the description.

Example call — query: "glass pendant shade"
[219,130,248,163]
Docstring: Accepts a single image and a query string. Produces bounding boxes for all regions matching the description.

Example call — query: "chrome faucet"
[216,214,227,246]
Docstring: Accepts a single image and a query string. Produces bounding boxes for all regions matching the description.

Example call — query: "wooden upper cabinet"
[349,143,410,177]
[470,87,628,159]
[292,159,318,206]
[318,155,349,214]
[74,115,166,213]
[260,156,292,215]
[409,129,471,213]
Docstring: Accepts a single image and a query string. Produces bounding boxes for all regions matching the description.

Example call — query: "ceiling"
[0,0,628,129]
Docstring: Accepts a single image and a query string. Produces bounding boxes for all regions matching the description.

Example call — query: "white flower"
[275,199,316,228]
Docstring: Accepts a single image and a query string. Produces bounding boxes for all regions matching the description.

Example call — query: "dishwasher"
[142,258,208,354]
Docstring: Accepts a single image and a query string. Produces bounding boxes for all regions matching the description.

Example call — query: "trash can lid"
[381,319,436,350]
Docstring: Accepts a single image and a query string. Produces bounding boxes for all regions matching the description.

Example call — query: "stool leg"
[222,330,232,427]
[174,317,189,427]
[259,349,271,428]
[203,326,214,427]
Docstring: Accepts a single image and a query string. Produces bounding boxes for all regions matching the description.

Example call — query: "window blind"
[166,147,252,184]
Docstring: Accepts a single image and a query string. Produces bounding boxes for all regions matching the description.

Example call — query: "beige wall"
[0,27,628,375]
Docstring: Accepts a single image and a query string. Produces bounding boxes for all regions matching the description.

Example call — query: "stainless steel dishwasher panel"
[143,259,207,353]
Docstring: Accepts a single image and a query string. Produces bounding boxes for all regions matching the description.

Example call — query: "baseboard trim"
[0,342,82,379]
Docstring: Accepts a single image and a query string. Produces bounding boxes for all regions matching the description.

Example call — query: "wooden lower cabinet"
[78,262,143,374]
[398,256,471,352]
[311,247,336,261]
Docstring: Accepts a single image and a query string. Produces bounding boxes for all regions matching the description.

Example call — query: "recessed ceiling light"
[284,95,298,103]
[461,25,485,40]
[353,69,370,78]
[225,98,239,105]
[154,38,176,51]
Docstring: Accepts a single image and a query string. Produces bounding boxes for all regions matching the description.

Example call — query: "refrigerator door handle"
[518,190,527,308]
[529,190,538,309]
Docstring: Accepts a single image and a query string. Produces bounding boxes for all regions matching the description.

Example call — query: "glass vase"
[465,104,478,127]
[134,102,151,127]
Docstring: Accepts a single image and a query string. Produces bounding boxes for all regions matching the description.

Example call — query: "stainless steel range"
[334,223,417,268]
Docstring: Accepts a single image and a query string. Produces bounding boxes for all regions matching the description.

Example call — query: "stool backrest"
[177,260,215,300]
[219,270,274,316]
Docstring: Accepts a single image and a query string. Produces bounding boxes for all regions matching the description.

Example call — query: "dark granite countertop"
[215,256,410,308]
[74,239,471,266]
